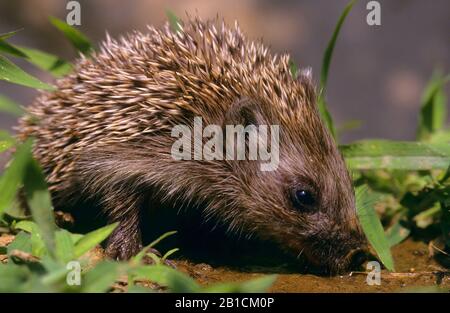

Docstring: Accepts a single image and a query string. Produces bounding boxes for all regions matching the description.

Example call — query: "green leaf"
[0,29,23,40]
[73,222,118,258]
[429,129,450,144]
[161,248,179,263]
[385,221,410,247]
[0,130,15,153]
[317,97,336,139]
[0,139,33,217]
[49,17,93,55]
[133,230,177,263]
[0,40,28,58]
[15,46,72,77]
[81,261,119,292]
[0,55,55,90]
[23,158,56,256]
[55,229,75,263]
[203,275,277,293]
[289,60,298,78]
[0,262,31,292]
[14,220,36,233]
[130,264,200,292]
[0,94,24,116]
[341,140,450,170]
[417,72,449,140]
[318,0,356,139]
[29,222,47,258]
[166,10,182,33]
[7,231,32,256]
[355,185,395,271]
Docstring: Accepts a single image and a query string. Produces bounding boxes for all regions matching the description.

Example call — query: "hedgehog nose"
[348,249,367,269]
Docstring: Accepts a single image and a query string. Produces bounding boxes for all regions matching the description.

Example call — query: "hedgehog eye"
[291,189,316,212]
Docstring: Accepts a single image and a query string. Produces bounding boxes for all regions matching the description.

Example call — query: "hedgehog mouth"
[298,240,368,275]
[298,249,366,275]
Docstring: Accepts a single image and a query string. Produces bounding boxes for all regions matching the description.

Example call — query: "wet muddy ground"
[2,232,448,292]
[173,239,450,292]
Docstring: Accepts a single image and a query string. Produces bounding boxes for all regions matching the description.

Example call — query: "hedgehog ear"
[224,97,264,127]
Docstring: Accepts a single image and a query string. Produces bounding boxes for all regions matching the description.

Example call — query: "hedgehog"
[18,16,367,273]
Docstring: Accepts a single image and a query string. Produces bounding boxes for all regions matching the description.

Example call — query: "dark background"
[0,0,449,143]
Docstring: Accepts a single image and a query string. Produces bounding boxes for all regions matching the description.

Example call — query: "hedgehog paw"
[105,229,143,260]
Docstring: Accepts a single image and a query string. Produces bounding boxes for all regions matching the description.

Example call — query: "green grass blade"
[317,97,336,139]
[0,130,15,153]
[318,0,357,139]
[0,38,73,77]
[320,0,356,91]
[0,139,33,217]
[73,222,118,258]
[355,185,395,271]
[0,55,55,90]
[55,229,75,263]
[130,264,200,292]
[385,221,410,247]
[49,17,93,55]
[417,72,449,141]
[341,139,450,170]
[289,59,298,78]
[161,248,179,263]
[81,261,119,292]
[166,10,182,33]
[7,231,32,256]
[0,94,24,116]
[0,29,23,40]
[23,158,57,256]
[15,46,72,77]
[0,40,28,58]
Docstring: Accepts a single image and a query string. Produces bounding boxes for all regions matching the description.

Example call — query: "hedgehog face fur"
[19,16,367,273]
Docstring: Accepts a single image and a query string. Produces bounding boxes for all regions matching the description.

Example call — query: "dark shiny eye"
[292,189,316,211]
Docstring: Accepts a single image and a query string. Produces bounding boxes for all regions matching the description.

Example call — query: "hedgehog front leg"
[102,192,144,260]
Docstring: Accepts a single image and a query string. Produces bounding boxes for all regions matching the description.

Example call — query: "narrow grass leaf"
[0,263,31,292]
[81,261,119,292]
[355,185,395,271]
[15,46,72,77]
[166,10,182,33]
[318,0,357,139]
[24,158,57,256]
[385,221,410,247]
[417,72,449,140]
[0,130,15,153]
[7,231,32,256]
[341,140,450,170]
[14,220,36,233]
[0,138,33,217]
[289,60,298,78]
[161,248,179,263]
[0,29,23,40]
[0,55,55,90]
[0,40,28,58]
[0,94,24,116]
[29,222,47,258]
[55,229,75,262]
[131,264,200,292]
[49,17,93,55]
[73,222,118,258]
